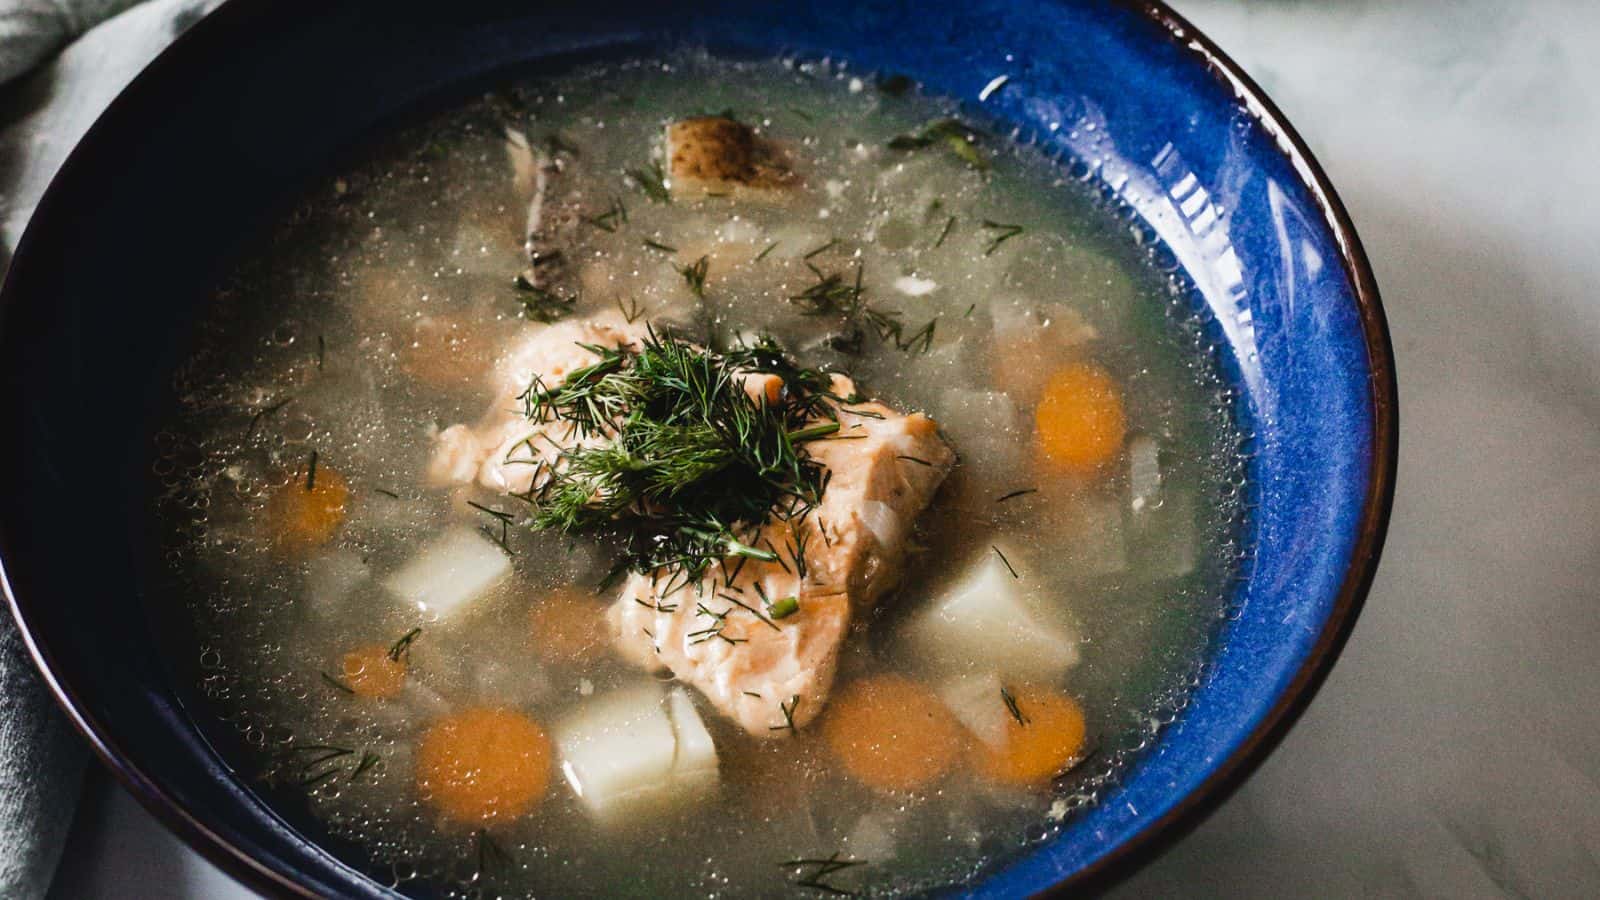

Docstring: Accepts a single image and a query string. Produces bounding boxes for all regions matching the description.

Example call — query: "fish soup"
[156,53,1246,897]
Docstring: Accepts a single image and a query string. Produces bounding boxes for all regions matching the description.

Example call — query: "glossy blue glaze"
[0,1,1392,896]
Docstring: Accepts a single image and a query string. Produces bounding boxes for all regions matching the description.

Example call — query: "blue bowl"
[0,0,1395,895]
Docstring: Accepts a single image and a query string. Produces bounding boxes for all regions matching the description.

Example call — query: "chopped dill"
[888,118,988,170]
[373,488,401,499]
[803,237,840,260]
[1001,685,1029,726]
[580,196,628,232]
[992,545,1019,579]
[768,596,800,619]
[754,240,780,262]
[790,263,864,317]
[783,852,865,896]
[468,500,516,554]
[770,695,800,732]
[981,219,1025,255]
[841,407,884,420]
[896,455,933,467]
[964,303,976,317]
[933,214,957,248]
[719,592,780,631]
[615,295,647,324]
[744,690,763,698]
[641,238,678,253]
[789,107,815,122]
[245,396,292,439]
[474,829,514,881]
[996,488,1039,503]
[626,161,671,203]
[319,672,355,694]
[387,627,421,662]
[675,255,710,298]
[521,331,839,586]
[513,274,578,322]
[316,335,325,369]
[351,751,381,780]
[305,450,319,491]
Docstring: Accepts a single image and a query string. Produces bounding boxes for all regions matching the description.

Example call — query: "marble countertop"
[26,1,1600,897]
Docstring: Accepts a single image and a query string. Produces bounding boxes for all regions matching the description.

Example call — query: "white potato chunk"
[901,542,1080,680]
[937,672,1011,750]
[381,525,510,619]
[555,683,719,823]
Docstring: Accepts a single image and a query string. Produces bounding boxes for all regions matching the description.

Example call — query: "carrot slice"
[1034,362,1126,475]
[338,644,406,699]
[973,685,1087,787]
[821,674,964,793]
[416,708,552,824]
[267,462,348,552]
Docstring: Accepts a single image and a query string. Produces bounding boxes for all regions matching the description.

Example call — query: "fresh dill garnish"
[520,331,841,586]
[888,118,988,170]
[992,545,1019,579]
[719,592,780,631]
[351,751,381,779]
[305,450,319,491]
[513,274,578,322]
[896,455,933,467]
[790,107,815,122]
[964,303,976,317]
[267,744,378,790]
[387,627,421,662]
[320,672,355,694]
[933,214,957,248]
[641,238,678,253]
[245,397,292,439]
[803,237,840,260]
[615,295,647,324]
[767,596,800,619]
[841,408,884,419]
[981,219,1025,255]
[996,487,1039,503]
[316,335,325,369]
[626,161,672,203]
[474,829,514,881]
[1001,685,1029,726]
[863,307,938,354]
[754,240,780,262]
[675,255,710,298]
[770,695,800,732]
[373,488,401,499]
[783,852,865,896]
[468,500,516,554]
[581,196,628,232]
[790,263,865,318]
[744,690,763,698]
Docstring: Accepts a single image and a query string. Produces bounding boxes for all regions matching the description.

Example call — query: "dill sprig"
[520,330,842,585]
[267,744,379,789]
[626,161,672,203]
[246,396,292,439]
[992,545,1019,579]
[387,627,421,662]
[580,196,628,232]
[888,118,989,170]
[641,238,677,253]
[755,240,780,262]
[996,487,1038,503]
[675,255,710,298]
[513,274,578,322]
[770,695,800,732]
[782,851,866,896]
[981,219,1025,255]
[1001,685,1029,726]
[305,450,319,491]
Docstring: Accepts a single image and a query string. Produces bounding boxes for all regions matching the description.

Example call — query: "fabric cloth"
[0,1,218,897]
[0,0,145,84]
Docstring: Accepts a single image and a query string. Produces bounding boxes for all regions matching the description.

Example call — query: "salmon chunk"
[608,378,955,735]
[426,311,650,493]
[664,116,796,199]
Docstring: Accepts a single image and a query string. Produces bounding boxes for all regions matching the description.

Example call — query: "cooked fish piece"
[426,311,650,493]
[608,377,954,735]
[664,116,796,199]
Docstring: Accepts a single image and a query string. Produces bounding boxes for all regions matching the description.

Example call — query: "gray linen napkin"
[1,0,219,896]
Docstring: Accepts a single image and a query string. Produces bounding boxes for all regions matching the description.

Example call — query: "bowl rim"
[0,0,1397,896]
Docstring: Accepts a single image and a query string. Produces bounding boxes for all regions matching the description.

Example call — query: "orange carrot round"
[1034,362,1126,475]
[822,674,963,793]
[416,708,551,824]
[267,462,348,552]
[338,644,406,699]
[973,685,1087,787]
